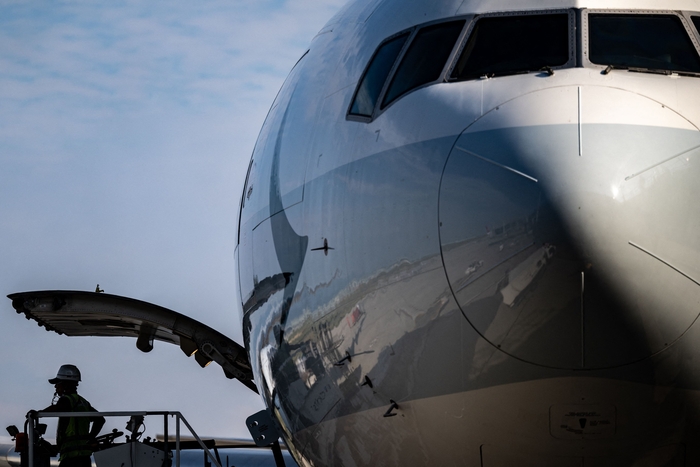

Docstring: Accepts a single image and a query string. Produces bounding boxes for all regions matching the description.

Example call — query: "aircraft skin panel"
[238,0,700,464]
[292,376,695,465]
[248,67,700,201]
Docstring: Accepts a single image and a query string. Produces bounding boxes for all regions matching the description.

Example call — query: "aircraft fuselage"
[237,1,700,464]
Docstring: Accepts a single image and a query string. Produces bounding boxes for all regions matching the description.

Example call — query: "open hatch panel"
[7,290,257,393]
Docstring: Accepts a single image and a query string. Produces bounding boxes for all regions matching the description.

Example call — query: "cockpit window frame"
[345,26,412,123]
[445,9,577,83]
[379,19,469,111]
[346,16,473,123]
[681,12,700,44]
[582,9,700,73]
[346,28,415,123]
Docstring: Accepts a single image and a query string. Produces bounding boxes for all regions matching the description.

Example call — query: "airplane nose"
[439,85,700,369]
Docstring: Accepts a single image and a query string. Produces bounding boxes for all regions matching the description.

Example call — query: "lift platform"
[4,410,295,467]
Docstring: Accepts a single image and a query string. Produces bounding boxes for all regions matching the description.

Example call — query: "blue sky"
[0,0,344,441]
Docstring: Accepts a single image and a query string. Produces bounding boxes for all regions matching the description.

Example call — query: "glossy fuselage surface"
[237,1,700,465]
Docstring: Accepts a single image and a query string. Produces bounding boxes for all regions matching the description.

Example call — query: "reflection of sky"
[0,0,343,442]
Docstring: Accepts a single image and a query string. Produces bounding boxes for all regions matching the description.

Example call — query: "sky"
[0,0,345,443]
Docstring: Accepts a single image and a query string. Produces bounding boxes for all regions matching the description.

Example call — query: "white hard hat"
[48,364,81,384]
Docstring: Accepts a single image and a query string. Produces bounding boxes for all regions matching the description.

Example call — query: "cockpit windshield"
[382,20,465,108]
[450,13,570,81]
[349,33,410,117]
[348,10,700,122]
[588,14,700,73]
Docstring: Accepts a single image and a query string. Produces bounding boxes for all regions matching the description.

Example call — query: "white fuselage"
[237,1,700,465]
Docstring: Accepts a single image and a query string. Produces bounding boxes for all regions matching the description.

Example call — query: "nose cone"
[439,85,700,369]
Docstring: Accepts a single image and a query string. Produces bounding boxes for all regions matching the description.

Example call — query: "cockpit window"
[349,32,409,117]
[588,14,700,73]
[450,13,570,81]
[382,20,465,108]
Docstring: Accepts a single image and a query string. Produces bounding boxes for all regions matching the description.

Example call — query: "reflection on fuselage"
[237,1,700,465]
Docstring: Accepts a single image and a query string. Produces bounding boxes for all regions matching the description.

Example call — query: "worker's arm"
[37,396,71,413]
[89,410,105,439]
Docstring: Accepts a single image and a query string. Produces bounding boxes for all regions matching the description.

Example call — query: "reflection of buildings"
[501,244,556,307]
[485,211,538,245]
[293,339,322,389]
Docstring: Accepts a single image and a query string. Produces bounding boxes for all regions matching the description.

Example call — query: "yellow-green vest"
[56,394,93,461]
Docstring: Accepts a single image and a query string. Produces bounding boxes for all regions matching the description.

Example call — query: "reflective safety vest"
[56,394,93,461]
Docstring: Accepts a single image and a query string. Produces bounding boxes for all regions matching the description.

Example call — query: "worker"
[39,365,105,467]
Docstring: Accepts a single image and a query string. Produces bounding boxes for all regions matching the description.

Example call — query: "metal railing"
[27,411,221,467]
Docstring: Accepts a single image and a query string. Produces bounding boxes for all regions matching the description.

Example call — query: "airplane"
[8,0,700,465]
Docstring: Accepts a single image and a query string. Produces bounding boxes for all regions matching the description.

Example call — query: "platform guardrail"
[27,411,221,467]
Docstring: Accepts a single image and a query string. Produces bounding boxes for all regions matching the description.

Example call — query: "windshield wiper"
[629,67,678,76]
[601,64,628,75]
[602,64,700,78]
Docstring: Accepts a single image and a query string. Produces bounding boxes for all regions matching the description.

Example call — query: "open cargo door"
[7,290,257,393]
